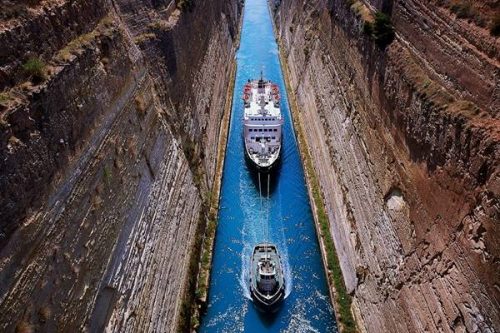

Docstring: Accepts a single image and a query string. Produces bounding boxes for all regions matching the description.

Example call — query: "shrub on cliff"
[491,13,500,36]
[363,21,373,35]
[450,1,486,27]
[450,1,471,19]
[22,57,46,83]
[373,12,395,49]
[176,0,194,12]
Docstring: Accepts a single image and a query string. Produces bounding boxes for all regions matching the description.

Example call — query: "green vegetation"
[134,33,157,44]
[360,10,395,49]
[450,1,486,27]
[344,0,356,7]
[22,57,46,83]
[195,213,217,300]
[490,12,500,36]
[103,166,112,184]
[310,174,356,332]
[176,0,194,12]
[363,21,373,35]
[0,92,8,104]
[177,215,205,332]
[450,1,471,19]
[372,12,395,48]
[56,15,115,62]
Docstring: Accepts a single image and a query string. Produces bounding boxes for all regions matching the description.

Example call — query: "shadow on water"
[242,134,282,196]
[245,159,282,196]
[250,300,285,327]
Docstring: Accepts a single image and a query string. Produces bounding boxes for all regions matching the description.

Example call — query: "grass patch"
[22,57,46,83]
[55,16,115,63]
[134,33,157,44]
[103,166,112,184]
[177,212,207,333]
[0,92,9,105]
[311,176,356,332]
[176,0,194,12]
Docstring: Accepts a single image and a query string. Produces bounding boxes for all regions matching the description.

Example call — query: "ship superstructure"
[243,74,283,172]
[249,243,285,310]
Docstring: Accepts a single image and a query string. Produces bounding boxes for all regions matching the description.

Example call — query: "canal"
[200,0,338,331]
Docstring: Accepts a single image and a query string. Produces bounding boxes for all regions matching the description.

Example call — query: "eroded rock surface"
[0,0,241,331]
[273,0,499,332]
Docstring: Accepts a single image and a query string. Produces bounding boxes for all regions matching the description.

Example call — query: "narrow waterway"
[200,0,338,331]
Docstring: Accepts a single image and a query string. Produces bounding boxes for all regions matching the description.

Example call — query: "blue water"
[199,0,337,332]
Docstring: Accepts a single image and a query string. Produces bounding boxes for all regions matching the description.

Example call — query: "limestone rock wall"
[0,0,240,331]
[274,0,499,332]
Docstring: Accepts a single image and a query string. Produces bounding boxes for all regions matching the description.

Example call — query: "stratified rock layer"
[274,0,499,332]
[0,0,240,331]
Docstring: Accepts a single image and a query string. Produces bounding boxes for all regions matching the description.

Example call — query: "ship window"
[272,136,275,139]
[259,129,262,132]
[274,129,277,132]
[251,137,255,140]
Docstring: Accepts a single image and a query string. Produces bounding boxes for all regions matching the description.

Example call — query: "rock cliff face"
[0,0,240,331]
[274,0,499,332]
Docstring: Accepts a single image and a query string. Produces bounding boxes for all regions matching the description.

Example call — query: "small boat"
[249,243,285,311]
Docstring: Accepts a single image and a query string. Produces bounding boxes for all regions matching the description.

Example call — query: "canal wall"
[0,0,241,332]
[273,0,499,332]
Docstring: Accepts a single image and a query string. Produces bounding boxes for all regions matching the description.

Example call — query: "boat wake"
[238,171,293,301]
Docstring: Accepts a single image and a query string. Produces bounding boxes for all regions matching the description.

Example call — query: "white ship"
[243,73,283,172]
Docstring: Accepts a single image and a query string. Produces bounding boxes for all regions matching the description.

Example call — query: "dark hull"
[250,281,285,312]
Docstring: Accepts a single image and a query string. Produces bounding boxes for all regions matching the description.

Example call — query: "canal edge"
[188,8,244,331]
[269,7,358,333]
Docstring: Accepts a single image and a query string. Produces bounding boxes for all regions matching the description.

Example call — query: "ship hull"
[244,143,282,174]
[250,283,285,312]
